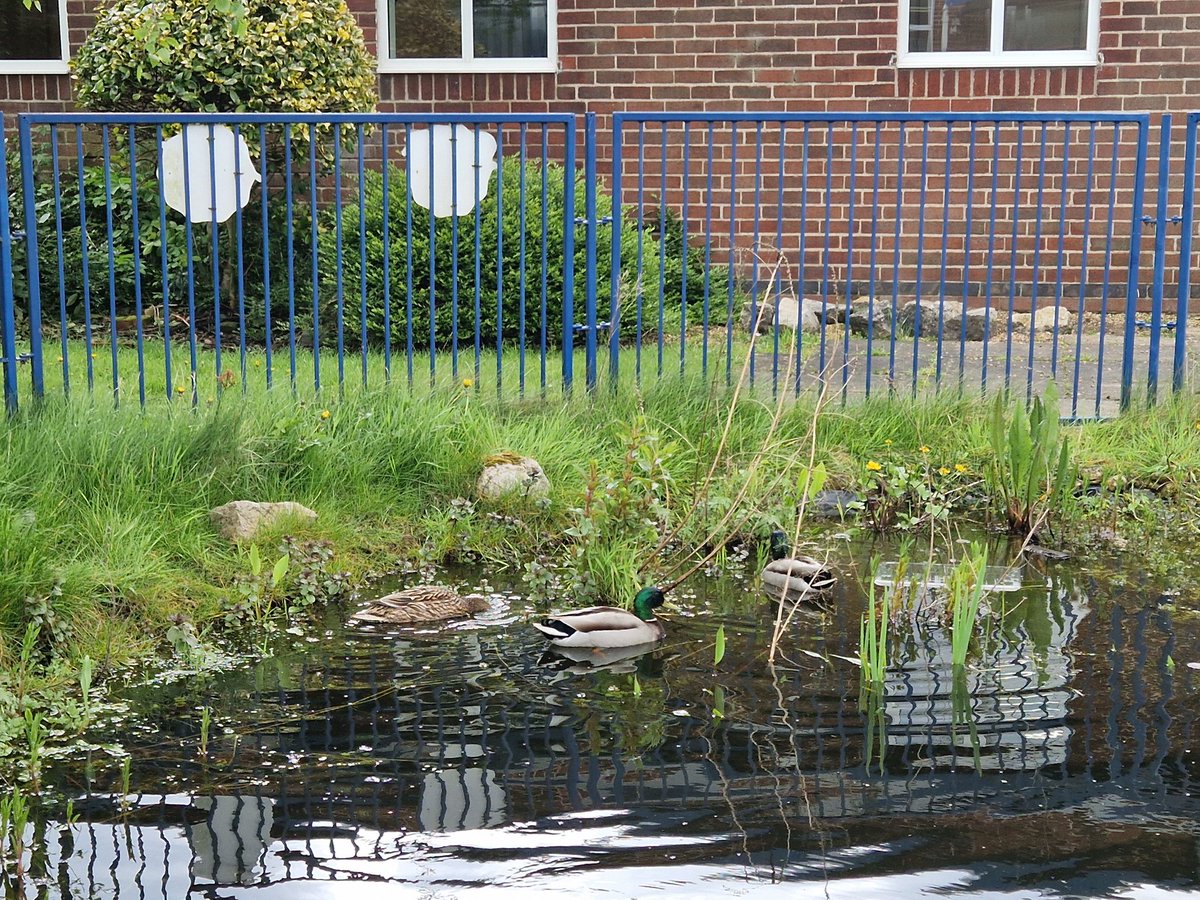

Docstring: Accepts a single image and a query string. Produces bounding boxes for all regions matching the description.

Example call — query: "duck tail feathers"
[533,618,576,640]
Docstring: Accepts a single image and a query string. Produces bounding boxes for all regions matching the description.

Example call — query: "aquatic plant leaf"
[714,625,726,666]
[249,543,262,578]
[271,554,289,589]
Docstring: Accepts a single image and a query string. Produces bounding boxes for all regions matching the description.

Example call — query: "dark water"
[22,541,1200,899]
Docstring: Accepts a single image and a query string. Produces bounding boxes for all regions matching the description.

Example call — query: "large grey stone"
[210,500,317,542]
[741,294,822,334]
[477,456,551,501]
[848,296,894,338]
[1010,305,1077,334]
[897,300,991,341]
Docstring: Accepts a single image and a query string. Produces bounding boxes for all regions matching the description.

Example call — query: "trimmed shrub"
[71,0,376,113]
[316,158,728,350]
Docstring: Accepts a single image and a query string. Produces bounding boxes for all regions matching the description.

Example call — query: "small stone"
[809,489,859,519]
[741,294,820,334]
[209,500,317,542]
[1010,305,1077,334]
[477,456,551,501]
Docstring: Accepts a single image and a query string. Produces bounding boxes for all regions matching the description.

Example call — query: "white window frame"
[0,0,70,75]
[896,0,1100,69]
[376,0,558,74]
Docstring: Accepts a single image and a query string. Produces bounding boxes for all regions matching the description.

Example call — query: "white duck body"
[761,531,836,602]
[533,587,667,649]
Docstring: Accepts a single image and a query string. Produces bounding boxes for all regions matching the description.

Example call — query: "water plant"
[988,383,1074,535]
[0,788,30,888]
[947,544,990,667]
[859,558,892,688]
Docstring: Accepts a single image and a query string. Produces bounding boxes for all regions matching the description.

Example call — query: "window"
[0,0,69,73]
[898,0,1099,68]
[378,0,557,73]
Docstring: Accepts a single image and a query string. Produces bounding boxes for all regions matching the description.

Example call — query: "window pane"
[908,0,990,53]
[390,0,463,59]
[0,0,63,61]
[1003,0,1088,51]
[473,0,548,59]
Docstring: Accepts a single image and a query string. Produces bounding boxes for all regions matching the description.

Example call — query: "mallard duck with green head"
[761,530,836,601]
[533,586,667,648]
[349,585,488,626]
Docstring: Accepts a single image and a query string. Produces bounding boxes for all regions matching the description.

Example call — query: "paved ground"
[739,320,1196,418]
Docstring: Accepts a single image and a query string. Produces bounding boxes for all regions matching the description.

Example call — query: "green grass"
[3,334,1200,673]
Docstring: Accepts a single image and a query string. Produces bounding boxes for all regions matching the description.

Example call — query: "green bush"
[316,158,727,350]
[71,0,376,113]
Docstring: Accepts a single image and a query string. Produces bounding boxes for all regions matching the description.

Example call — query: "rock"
[1010,305,1077,334]
[896,300,991,341]
[848,296,893,339]
[741,293,821,334]
[809,489,859,519]
[210,500,317,542]
[477,456,551,501]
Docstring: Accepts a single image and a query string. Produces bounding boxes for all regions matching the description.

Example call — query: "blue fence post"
[17,117,44,402]
[583,111,599,391]
[561,116,577,392]
[1175,114,1197,394]
[1146,114,1172,405]
[609,114,623,387]
[0,114,18,414]
[1120,118,1151,411]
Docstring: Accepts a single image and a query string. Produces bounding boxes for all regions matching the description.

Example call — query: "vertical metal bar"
[866,123,882,399]
[284,128,297,391]
[796,122,811,396]
[494,128,505,394]
[889,124,906,393]
[541,125,550,392]
[1121,118,1151,410]
[1025,123,1049,404]
[911,121,929,398]
[774,122,787,397]
[333,127,346,392]
[702,122,714,378]
[233,127,247,395]
[19,118,45,401]
[983,122,1001,394]
[818,122,833,383]
[381,124,392,383]
[585,111,599,390]
[726,123,738,389]
[259,125,272,390]
[404,122,415,387]
[1146,114,1172,404]
[101,126,119,405]
[357,124,368,388]
[208,123,222,389]
[308,124,321,393]
[427,123,437,387]
[181,122,200,405]
[960,122,978,392]
[1005,124,1025,395]
[842,121,858,402]
[680,121,690,377]
[637,122,647,383]
[49,127,68,395]
[0,114,18,413]
[76,125,95,393]
[450,124,460,380]
[473,124,483,387]
[1176,114,1198,393]
[657,122,668,380]
[518,123,528,395]
[1051,122,1072,389]
[1096,125,1120,418]
[936,122,952,390]
[128,125,146,407]
[1072,122,1098,419]
[561,117,577,391]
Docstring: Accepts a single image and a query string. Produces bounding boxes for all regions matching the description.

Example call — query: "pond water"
[23,537,1200,899]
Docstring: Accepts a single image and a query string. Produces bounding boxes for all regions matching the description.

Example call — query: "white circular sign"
[158,124,260,224]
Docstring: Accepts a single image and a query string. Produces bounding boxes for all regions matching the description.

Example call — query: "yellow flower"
[919,445,930,454]
[57,355,64,363]
[320,409,331,420]
[462,378,474,388]
[938,467,950,476]
[866,460,882,472]
[955,463,968,473]
[884,439,893,446]
[175,385,185,394]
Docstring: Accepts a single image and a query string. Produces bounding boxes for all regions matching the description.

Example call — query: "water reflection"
[21,562,1200,898]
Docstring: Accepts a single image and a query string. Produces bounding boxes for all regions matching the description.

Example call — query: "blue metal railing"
[0,109,1196,415]
[611,110,1160,417]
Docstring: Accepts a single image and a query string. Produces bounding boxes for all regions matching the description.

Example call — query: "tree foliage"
[71,0,377,113]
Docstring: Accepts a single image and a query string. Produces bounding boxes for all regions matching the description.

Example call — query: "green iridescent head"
[633,586,666,621]
[769,530,791,561]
